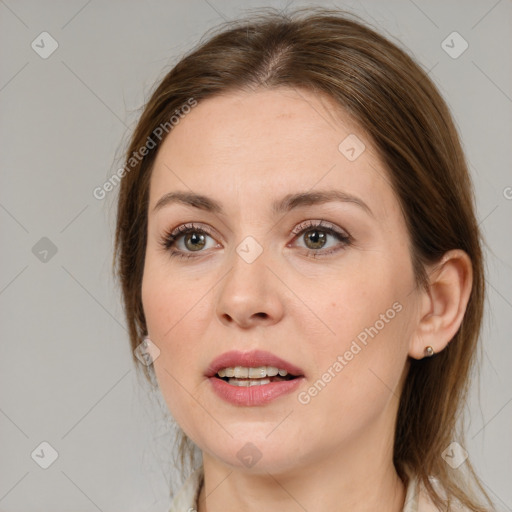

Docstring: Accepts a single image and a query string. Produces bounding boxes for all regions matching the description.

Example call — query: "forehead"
[149,87,397,219]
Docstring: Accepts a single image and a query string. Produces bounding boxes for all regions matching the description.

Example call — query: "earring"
[424,346,435,357]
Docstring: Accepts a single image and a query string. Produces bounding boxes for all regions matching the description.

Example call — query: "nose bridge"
[215,235,284,327]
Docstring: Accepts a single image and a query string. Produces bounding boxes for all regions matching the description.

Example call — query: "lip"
[208,376,304,406]
[205,350,305,378]
[205,350,305,407]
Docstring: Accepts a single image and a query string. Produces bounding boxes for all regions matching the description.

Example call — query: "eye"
[290,220,351,256]
[160,220,351,260]
[159,223,219,258]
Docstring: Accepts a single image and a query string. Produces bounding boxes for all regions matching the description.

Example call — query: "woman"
[114,7,493,511]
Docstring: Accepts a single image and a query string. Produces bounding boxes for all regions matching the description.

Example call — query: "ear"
[409,249,473,359]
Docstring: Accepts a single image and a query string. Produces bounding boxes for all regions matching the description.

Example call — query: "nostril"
[221,313,235,323]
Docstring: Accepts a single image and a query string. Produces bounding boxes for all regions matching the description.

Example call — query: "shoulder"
[404,473,473,512]
[168,466,204,512]
[418,490,473,512]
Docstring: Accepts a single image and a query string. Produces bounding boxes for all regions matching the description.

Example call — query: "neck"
[197,438,406,512]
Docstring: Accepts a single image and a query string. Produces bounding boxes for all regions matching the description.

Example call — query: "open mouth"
[214,366,300,387]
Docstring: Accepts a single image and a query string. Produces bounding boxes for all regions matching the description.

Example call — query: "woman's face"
[142,87,422,473]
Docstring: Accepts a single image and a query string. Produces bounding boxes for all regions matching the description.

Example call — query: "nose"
[215,245,285,329]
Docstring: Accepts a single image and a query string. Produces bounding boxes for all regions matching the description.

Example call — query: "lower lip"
[208,376,304,406]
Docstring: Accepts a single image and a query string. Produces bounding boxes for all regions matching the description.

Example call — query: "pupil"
[305,229,326,249]
[185,232,206,251]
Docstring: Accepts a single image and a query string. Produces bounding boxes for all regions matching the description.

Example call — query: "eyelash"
[159,220,352,260]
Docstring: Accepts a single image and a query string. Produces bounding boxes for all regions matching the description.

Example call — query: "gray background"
[0,0,511,511]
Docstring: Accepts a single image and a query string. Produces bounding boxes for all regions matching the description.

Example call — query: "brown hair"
[113,7,491,510]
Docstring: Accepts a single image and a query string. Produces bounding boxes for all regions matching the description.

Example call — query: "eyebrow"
[152,190,373,217]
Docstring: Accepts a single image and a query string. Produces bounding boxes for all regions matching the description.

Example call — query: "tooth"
[249,366,267,378]
[218,366,290,379]
[265,366,279,377]
[228,378,249,387]
[234,366,249,378]
[228,378,271,387]
[248,378,270,386]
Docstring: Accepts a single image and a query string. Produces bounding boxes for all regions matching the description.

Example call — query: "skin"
[141,87,472,512]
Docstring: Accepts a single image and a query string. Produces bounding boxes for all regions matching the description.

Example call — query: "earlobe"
[408,249,473,360]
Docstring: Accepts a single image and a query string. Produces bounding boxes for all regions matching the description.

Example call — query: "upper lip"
[206,350,305,378]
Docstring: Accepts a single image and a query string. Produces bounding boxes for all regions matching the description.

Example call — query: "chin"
[200,431,308,475]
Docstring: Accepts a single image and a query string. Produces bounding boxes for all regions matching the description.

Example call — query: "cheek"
[142,266,210,429]
[299,254,413,389]
[298,300,411,438]
[301,260,401,344]
[142,253,207,339]
[141,262,203,381]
